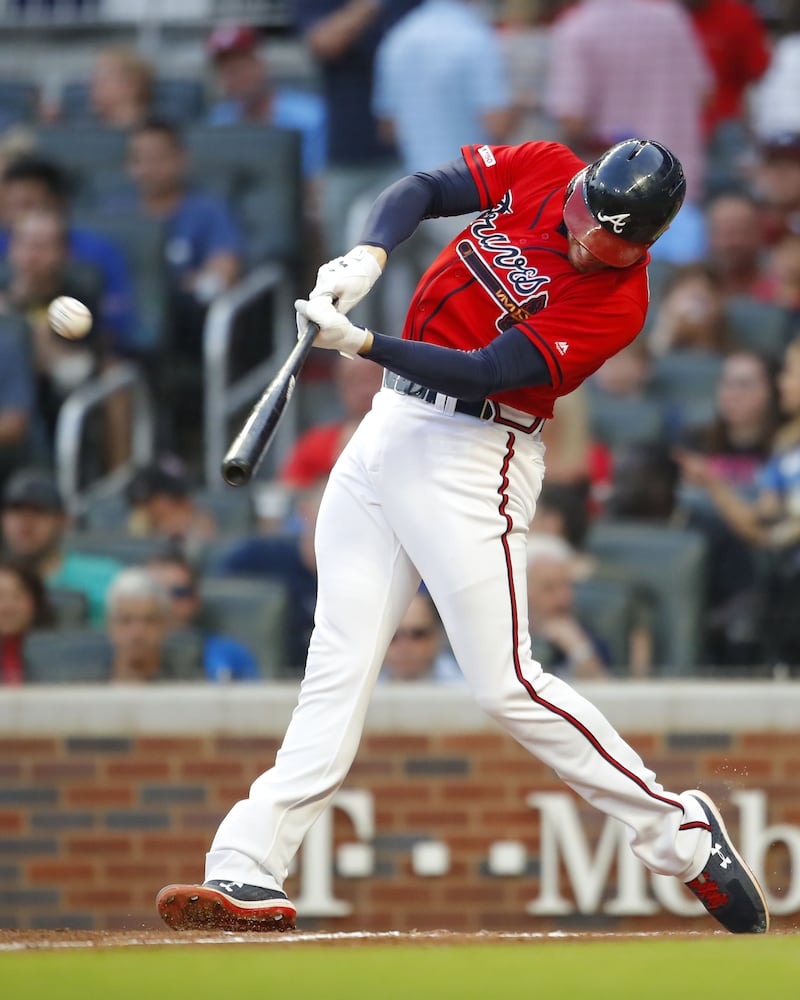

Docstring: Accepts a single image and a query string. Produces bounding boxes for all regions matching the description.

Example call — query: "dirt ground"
[0,927,768,951]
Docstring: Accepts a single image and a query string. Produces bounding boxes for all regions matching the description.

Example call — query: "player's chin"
[566,239,607,273]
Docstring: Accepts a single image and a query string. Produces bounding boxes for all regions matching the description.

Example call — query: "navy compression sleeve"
[359,157,482,253]
[365,326,552,400]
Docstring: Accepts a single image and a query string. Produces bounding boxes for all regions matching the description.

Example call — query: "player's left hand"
[295,297,370,359]
[309,245,384,315]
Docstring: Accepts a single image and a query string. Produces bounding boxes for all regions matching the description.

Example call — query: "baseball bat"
[221,320,320,487]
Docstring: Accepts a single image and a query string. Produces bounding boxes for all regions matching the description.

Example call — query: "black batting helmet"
[563,138,686,268]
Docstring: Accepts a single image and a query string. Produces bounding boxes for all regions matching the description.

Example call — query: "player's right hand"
[309,245,384,314]
[295,297,371,360]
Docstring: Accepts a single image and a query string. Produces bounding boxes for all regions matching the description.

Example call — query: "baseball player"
[157,138,769,935]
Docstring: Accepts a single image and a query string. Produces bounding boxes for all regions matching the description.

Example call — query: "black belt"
[382,370,495,421]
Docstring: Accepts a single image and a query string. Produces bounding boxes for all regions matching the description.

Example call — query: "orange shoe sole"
[156,884,296,933]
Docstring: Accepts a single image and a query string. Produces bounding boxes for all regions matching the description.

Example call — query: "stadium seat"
[0,312,31,347]
[152,79,208,124]
[0,313,50,465]
[0,79,39,126]
[649,351,724,402]
[58,81,92,123]
[70,212,169,355]
[725,296,792,363]
[82,491,130,533]
[47,587,90,628]
[82,491,255,554]
[192,488,256,535]
[25,626,207,683]
[74,168,136,215]
[33,125,128,193]
[585,520,709,673]
[648,351,723,435]
[587,390,665,449]
[199,576,289,678]
[162,627,208,681]
[642,258,677,328]
[572,574,639,672]
[185,124,303,266]
[67,532,168,565]
[24,628,111,683]
[59,78,208,125]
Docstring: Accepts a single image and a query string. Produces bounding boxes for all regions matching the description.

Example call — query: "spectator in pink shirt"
[546,0,712,263]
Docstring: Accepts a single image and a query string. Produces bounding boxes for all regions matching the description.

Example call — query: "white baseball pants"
[206,387,711,890]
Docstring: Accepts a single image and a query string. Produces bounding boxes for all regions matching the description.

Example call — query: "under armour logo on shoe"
[710,843,732,869]
[219,881,244,892]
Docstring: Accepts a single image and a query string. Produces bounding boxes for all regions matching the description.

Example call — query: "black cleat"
[157,879,296,932]
[684,790,769,934]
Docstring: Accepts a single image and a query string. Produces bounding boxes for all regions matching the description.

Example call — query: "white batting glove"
[310,246,383,315]
[295,297,370,359]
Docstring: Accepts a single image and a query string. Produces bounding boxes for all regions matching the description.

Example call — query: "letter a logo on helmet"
[595,211,630,234]
[563,138,686,268]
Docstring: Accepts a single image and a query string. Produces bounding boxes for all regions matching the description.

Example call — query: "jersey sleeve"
[462,141,580,211]
[516,281,648,390]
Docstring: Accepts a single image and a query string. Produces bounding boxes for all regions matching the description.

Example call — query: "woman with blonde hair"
[89,46,155,129]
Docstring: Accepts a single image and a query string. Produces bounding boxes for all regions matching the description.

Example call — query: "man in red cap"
[206,23,326,182]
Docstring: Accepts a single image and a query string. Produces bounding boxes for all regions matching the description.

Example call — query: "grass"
[1,935,797,1000]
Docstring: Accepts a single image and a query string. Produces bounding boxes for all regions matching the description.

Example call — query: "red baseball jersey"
[402,141,651,419]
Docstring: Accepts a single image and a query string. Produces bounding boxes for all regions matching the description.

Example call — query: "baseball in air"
[47,296,93,340]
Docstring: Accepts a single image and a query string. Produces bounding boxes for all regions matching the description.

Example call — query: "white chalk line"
[0,929,717,952]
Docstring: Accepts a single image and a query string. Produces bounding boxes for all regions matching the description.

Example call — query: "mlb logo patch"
[477,145,496,167]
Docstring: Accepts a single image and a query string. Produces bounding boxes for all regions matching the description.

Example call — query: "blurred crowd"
[1,0,800,685]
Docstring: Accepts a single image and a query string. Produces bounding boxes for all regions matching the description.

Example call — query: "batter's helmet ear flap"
[563,139,686,268]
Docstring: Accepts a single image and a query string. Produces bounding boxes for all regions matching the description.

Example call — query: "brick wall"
[1,683,799,933]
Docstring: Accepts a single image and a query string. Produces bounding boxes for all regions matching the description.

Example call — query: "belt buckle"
[479,399,495,421]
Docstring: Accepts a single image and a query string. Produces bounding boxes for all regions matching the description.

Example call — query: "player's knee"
[469,661,544,720]
[472,688,506,719]
[471,682,518,720]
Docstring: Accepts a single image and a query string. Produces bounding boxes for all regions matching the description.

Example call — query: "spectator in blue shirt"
[126,118,244,309]
[0,313,37,489]
[371,0,514,284]
[205,23,328,283]
[120,117,246,403]
[206,24,327,181]
[147,550,261,682]
[372,0,514,175]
